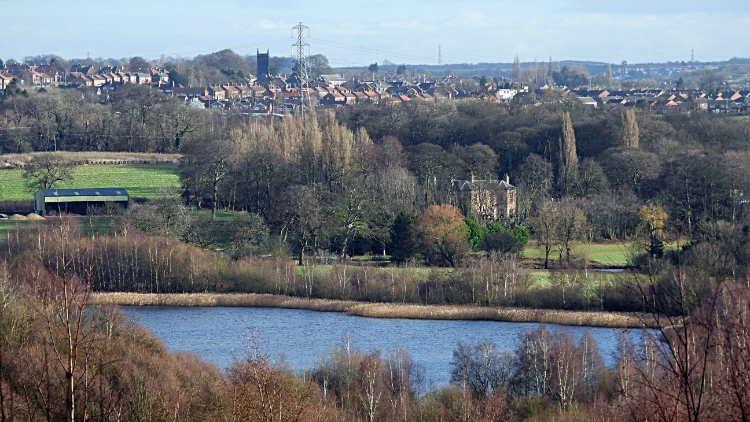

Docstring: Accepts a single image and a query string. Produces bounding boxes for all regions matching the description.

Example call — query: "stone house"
[438,175,517,221]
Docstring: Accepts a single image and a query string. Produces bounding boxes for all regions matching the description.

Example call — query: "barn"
[34,188,130,216]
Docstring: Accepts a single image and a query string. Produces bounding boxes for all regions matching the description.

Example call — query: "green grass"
[188,210,238,221]
[0,221,31,234]
[523,241,683,267]
[530,270,552,287]
[0,165,180,201]
[294,264,436,278]
[523,242,635,267]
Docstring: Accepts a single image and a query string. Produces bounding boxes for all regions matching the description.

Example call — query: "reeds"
[347,303,656,328]
[91,292,357,312]
[92,292,656,328]
[0,152,181,168]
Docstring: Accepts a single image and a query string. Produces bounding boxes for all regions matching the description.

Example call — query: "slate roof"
[37,188,129,197]
[438,180,515,191]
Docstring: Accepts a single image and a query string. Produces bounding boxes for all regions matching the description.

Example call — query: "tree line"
[5,216,748,317]
[7,84,750,280]
[2,230,750,421]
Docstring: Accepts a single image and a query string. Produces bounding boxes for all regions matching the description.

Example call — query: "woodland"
[2,68,750,420]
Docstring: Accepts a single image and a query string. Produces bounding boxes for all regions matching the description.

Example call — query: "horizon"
[1,0,748,68]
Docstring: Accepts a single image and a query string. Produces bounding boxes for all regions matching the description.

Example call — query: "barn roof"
[36,188,129,197]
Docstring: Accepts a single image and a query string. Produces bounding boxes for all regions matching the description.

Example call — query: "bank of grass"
[92,292,656,328]
[0,164,180,201]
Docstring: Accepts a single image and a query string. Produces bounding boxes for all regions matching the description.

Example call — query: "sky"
[1,0,749,67]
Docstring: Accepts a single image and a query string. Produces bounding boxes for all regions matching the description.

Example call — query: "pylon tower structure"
[293,22,311,116]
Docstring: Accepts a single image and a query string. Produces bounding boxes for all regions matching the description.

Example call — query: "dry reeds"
[0,152,181,168]
[91,292,656,328]
[347,303,656,328]
[91,292,357,313]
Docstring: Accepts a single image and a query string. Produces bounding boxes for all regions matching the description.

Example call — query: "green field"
[0,165,180,201]
[523,242,637,267]
[523,241,684,267]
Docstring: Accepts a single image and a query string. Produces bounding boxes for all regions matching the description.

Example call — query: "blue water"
[124,306,646,387]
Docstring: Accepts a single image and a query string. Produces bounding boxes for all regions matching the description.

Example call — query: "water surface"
[125,306,644,387]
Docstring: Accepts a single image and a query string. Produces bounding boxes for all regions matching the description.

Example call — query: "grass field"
[523,242,636,267]
[524,241,683,267]
[0,165,180,201]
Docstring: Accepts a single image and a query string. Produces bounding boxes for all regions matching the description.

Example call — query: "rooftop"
[37,188,130,197]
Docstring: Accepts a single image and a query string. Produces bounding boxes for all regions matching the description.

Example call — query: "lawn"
[523,241,683,267]
[0,164,180,201]
[523,242,637,267]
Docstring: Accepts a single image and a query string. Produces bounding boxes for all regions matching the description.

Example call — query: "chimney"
[470,173,475,183]
[505,174,510,184]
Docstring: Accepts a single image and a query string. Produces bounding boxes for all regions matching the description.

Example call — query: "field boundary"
[0,152,181,168]
[93,292,656,328]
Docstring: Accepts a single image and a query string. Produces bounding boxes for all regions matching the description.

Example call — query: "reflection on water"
[124,306,646,387]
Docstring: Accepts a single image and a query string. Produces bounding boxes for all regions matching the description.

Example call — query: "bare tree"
[558,111,579,195]
[622,108,640,149]
[23,153,74,191]
[532,200,559,269]
[31,219,92,422]
[555,201,587,264]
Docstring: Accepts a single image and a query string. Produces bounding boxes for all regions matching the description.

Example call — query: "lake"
[124,306,646,388]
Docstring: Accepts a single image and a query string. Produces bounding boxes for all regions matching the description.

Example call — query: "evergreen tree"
[676,76,685,90]
[464,217,488,250]
[638,205,667,258]
[389,210,418,263]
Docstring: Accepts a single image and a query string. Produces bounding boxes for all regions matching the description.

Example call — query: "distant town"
[1,49,749,116]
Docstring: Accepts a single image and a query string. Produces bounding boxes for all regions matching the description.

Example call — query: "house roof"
[320,74,346,82]
[442,179,515,191]
[37,188,130,198]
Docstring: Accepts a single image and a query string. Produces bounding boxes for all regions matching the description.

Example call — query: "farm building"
[34,188,130,216]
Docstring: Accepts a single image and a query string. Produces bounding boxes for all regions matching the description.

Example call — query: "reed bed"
[347,303,655,328]
[92,292,656,328]
[0,152,181,168]
[92,292,358,312]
